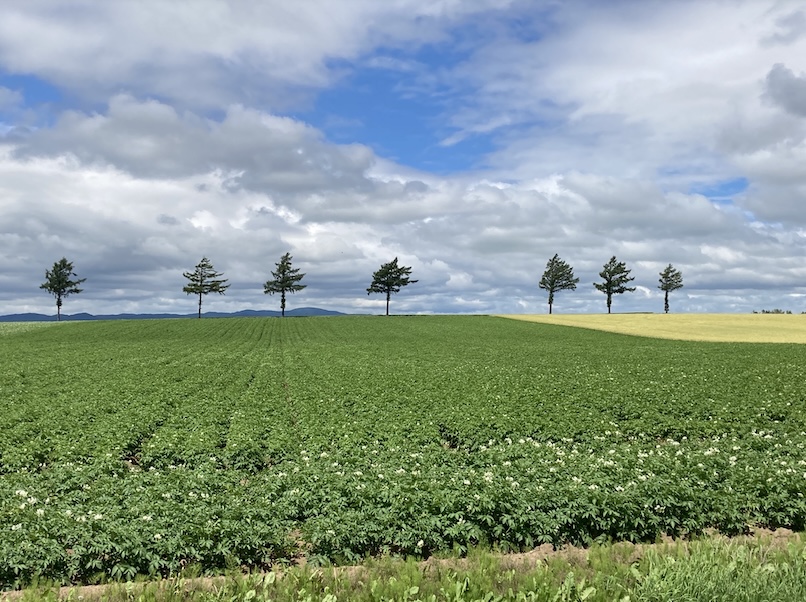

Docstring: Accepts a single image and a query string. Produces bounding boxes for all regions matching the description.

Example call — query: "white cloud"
[0,0,511,110]
[765,63,806,117]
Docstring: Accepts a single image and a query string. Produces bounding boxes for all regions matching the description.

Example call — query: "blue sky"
[298,59,496,174]
[0,1,805,316]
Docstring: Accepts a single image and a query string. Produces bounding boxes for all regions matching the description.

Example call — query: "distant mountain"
[0,307,346,322]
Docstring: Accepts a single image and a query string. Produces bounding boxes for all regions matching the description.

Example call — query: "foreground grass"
[499,313,806,343]
[7,534,805,601]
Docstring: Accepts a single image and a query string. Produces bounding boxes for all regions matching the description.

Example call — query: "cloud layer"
[1,1,805,316]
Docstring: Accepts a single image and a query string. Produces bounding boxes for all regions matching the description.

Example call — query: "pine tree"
[182,257,229,318]
[367,258,418,316]
[658,264,684,314]
[539,254,579,314]
[264,252,306,317]
[593,256,635,314]
[40,257,86,321]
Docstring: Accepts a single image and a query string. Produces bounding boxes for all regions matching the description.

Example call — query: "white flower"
[11,524,22,531]
[93,513,103,520]
[36,509,45,517]
[14,489,27,497]
[141,515,153,522]
[153,533,162,541]
[417,540,424,548]
[463,479,471,486]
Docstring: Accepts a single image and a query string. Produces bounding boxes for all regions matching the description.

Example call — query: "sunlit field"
[499,313,806,343]
[3,315,806,591]
[0,322,62,336]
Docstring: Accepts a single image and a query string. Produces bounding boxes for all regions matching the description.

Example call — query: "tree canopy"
[593,256,635,314]
[538,254,579,314]
[658,264,684,314]
[367,257,418,316]
[40,257,86,321]
[182,257,229,318]
[264,252,306,317]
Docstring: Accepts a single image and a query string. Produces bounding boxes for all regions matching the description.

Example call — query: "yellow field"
[498,313,806,343]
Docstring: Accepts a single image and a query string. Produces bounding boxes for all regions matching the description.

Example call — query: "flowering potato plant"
[1,316,805,588]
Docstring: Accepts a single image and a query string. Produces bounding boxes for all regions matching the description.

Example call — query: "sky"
[1,0,806,317]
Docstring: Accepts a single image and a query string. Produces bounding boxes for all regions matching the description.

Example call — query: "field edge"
[497,313,806,343]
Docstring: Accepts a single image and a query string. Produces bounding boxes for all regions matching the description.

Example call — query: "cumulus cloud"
[764,63,806,117]
[0,0,511,110]
[761,9,806,46]
[12,96,377,200]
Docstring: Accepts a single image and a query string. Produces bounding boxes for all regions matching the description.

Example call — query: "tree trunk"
[607,294,612,314]
[548,301,553,315]
[198,293,202,318]
[386,291,390,316]
[281,291,286,317]
[664,291,669,314]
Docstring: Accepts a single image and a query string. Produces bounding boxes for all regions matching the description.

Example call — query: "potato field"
[2,316,806,589]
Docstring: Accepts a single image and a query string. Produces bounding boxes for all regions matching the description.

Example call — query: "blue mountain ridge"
[0,308,346,322]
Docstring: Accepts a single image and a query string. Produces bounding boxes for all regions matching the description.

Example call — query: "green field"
[2,316,806,590]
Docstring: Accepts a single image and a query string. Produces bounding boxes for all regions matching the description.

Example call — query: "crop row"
[1,316,805,588]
